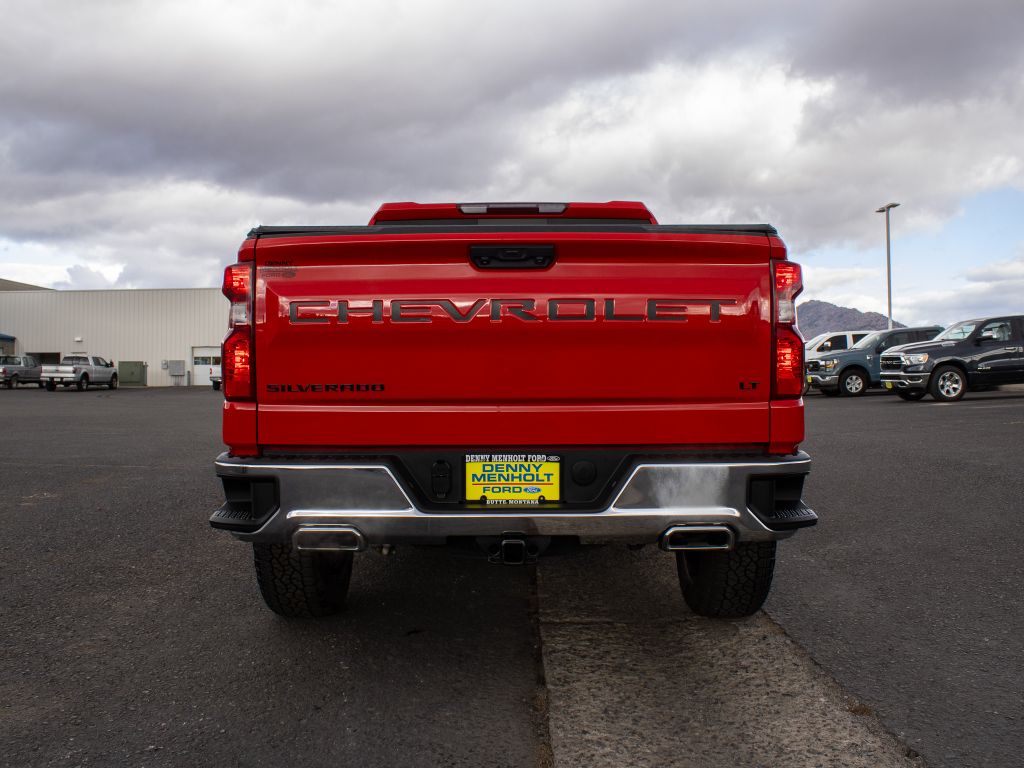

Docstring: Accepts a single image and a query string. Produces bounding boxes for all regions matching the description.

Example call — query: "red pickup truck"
[211,201,815,619]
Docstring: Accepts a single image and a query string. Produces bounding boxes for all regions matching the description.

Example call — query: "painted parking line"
[932,403,1024,410]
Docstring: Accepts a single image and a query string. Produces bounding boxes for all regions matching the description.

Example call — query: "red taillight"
[773,261,804,398]
[223,263,252,327]
[774,261,801,324]
[222,328,253,399]
[221,261,254,400]
[222,264,251,303]
[774,328,804,397]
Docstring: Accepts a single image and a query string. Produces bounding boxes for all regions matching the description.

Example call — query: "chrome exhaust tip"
[293,525,366,552]
[660,525,735,552]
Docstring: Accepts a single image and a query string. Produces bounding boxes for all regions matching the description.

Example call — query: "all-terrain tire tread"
[252,543,352,618]
[678,541,776,618]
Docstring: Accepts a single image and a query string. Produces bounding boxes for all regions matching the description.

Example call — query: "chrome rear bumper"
[212,451,813,548]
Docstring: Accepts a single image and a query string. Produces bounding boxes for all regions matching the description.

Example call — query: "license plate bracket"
[464,453,561,505]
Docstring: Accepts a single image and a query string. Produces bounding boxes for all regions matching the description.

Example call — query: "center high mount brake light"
[457,203,568,215]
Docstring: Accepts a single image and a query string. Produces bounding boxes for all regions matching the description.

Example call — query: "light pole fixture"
[875,202,900,329]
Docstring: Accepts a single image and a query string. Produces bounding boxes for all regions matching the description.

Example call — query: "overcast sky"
[1,0,1022,325]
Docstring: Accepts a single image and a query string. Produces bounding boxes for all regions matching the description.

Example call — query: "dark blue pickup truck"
[805,326,943,397]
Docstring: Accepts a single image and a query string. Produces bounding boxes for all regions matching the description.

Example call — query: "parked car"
[210,363,222,391]
[804,330,873,357]
[0,355,43,388]
[42,355,118,391]
[803,330,875,394]
[807,326,943,396]
[880,315,1024,401]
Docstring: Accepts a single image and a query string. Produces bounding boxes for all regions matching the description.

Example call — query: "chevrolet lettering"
[287,297,739,324]
[212,201,814,621]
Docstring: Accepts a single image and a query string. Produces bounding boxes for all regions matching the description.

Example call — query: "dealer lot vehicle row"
[0,354,119,390]
[805,326,942,396]
[806,313,1024,401]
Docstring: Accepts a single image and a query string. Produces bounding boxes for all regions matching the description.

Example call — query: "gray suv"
[806,326,943,396]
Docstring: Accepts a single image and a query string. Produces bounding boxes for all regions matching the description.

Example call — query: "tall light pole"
[875,202,900,329]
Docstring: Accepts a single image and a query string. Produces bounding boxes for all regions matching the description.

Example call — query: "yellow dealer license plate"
[884,382,893,389]
[465,453,560,505]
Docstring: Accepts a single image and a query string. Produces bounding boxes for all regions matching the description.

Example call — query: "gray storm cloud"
[1,0,1023,291]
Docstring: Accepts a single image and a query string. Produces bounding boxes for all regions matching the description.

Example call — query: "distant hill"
[797,300,904,338]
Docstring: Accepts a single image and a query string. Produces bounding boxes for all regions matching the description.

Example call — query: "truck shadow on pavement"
[227,547,545,768]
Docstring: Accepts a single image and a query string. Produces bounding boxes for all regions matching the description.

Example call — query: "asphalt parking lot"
[772,388,1024,768]
[1,386,1021,767]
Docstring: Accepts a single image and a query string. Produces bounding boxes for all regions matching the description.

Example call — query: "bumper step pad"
[210,503,263,531]
[758,501,818,530]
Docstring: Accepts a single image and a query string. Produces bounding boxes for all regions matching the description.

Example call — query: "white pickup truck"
[42,355,118,391]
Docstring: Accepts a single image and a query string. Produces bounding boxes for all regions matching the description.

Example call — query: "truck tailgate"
[254,233,774,448]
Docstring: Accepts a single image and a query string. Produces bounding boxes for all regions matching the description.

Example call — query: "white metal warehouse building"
[0,283,227,387]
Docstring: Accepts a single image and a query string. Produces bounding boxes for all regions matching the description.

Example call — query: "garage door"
[192,346,221,387]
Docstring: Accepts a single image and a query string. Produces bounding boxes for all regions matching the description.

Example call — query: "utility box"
[168,359,187,386]
[117,360,148,386]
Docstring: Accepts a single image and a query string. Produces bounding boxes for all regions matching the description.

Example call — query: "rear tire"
[677,541,776,618]
[253,543,353,618]
[212,380,221,391]
[6,375,17,389]
[108,374,118,390]
[76,376,88,391]
[930,365,966,402]
[839,368,868,397]
[897,390,926,401]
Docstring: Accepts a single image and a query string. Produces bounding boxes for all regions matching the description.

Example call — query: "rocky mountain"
[796,300,904,338]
